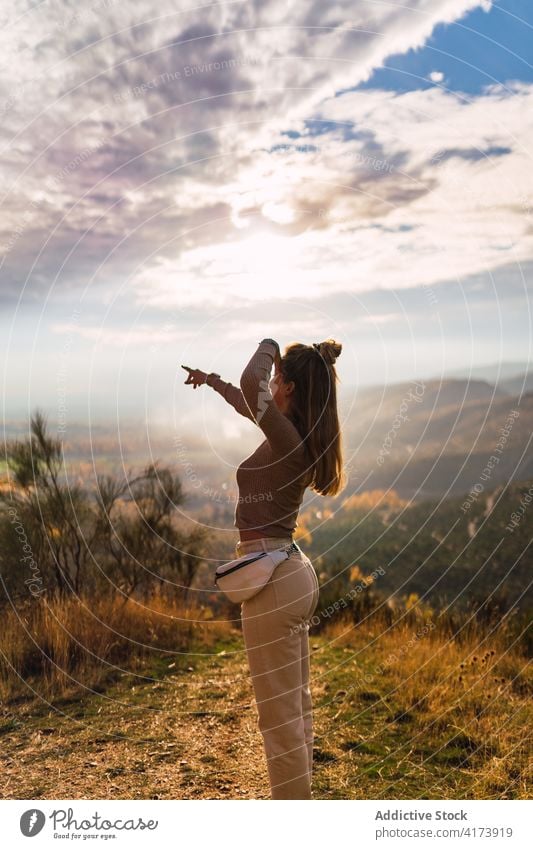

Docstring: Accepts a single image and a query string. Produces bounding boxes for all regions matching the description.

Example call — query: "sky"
[1,0,532,434]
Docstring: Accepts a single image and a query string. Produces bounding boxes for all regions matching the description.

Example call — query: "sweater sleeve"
[239,340,304,457]
[210,376,255,421]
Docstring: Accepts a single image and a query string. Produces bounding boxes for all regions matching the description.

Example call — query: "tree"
[0,411,207,605]
[95,463,208,603]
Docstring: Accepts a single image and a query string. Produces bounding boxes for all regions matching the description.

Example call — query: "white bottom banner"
[1,799,531,848]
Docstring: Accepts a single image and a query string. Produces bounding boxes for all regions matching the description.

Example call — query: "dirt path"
[2,635,271,800]
[3,629,528,800]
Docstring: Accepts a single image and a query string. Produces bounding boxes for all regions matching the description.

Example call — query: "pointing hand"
[181,365,208,389]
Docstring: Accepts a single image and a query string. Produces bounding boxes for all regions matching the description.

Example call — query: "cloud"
[0,0,506,311]
[132,81,533,306]
[50,320,190,348]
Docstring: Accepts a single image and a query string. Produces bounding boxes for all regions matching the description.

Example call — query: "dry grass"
[317,610,532,799]
[0,593,233,703]
[1,594,530,799]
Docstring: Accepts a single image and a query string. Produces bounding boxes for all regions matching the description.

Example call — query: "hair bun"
[314,339,342,366]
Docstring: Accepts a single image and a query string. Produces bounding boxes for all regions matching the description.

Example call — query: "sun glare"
[137,227,322,306]
[234,231,299,293]
[261,201,295,224]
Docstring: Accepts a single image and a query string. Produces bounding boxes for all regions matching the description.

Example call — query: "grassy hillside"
[1,604,530,800]
[1,412,530,799]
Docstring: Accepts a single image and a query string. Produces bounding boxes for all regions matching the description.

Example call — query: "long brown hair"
[281,338,346,497]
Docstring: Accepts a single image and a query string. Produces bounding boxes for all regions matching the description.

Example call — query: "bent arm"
[239,340,303,456]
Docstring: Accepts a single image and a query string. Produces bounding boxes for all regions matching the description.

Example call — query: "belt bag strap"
[214,540,301,603]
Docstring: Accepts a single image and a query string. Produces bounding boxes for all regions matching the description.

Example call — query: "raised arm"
[239,339,304,457]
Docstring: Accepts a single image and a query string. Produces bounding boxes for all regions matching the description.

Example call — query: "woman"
[182,337,345,799]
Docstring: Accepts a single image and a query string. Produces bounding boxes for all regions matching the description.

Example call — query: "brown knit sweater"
[210,340,312,537]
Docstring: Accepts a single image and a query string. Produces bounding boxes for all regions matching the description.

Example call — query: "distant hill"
[440,361,532,384]
[5,364,533,507]
[435,361,533,399]
[499,373,533,397]
[338,378,533,500]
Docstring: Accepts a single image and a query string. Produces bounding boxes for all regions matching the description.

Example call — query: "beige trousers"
[236,536,320,799]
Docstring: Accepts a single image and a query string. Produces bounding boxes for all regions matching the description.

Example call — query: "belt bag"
[215,541,300,603]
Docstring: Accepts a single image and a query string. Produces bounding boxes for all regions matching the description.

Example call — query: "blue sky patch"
[355,0,533,95]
